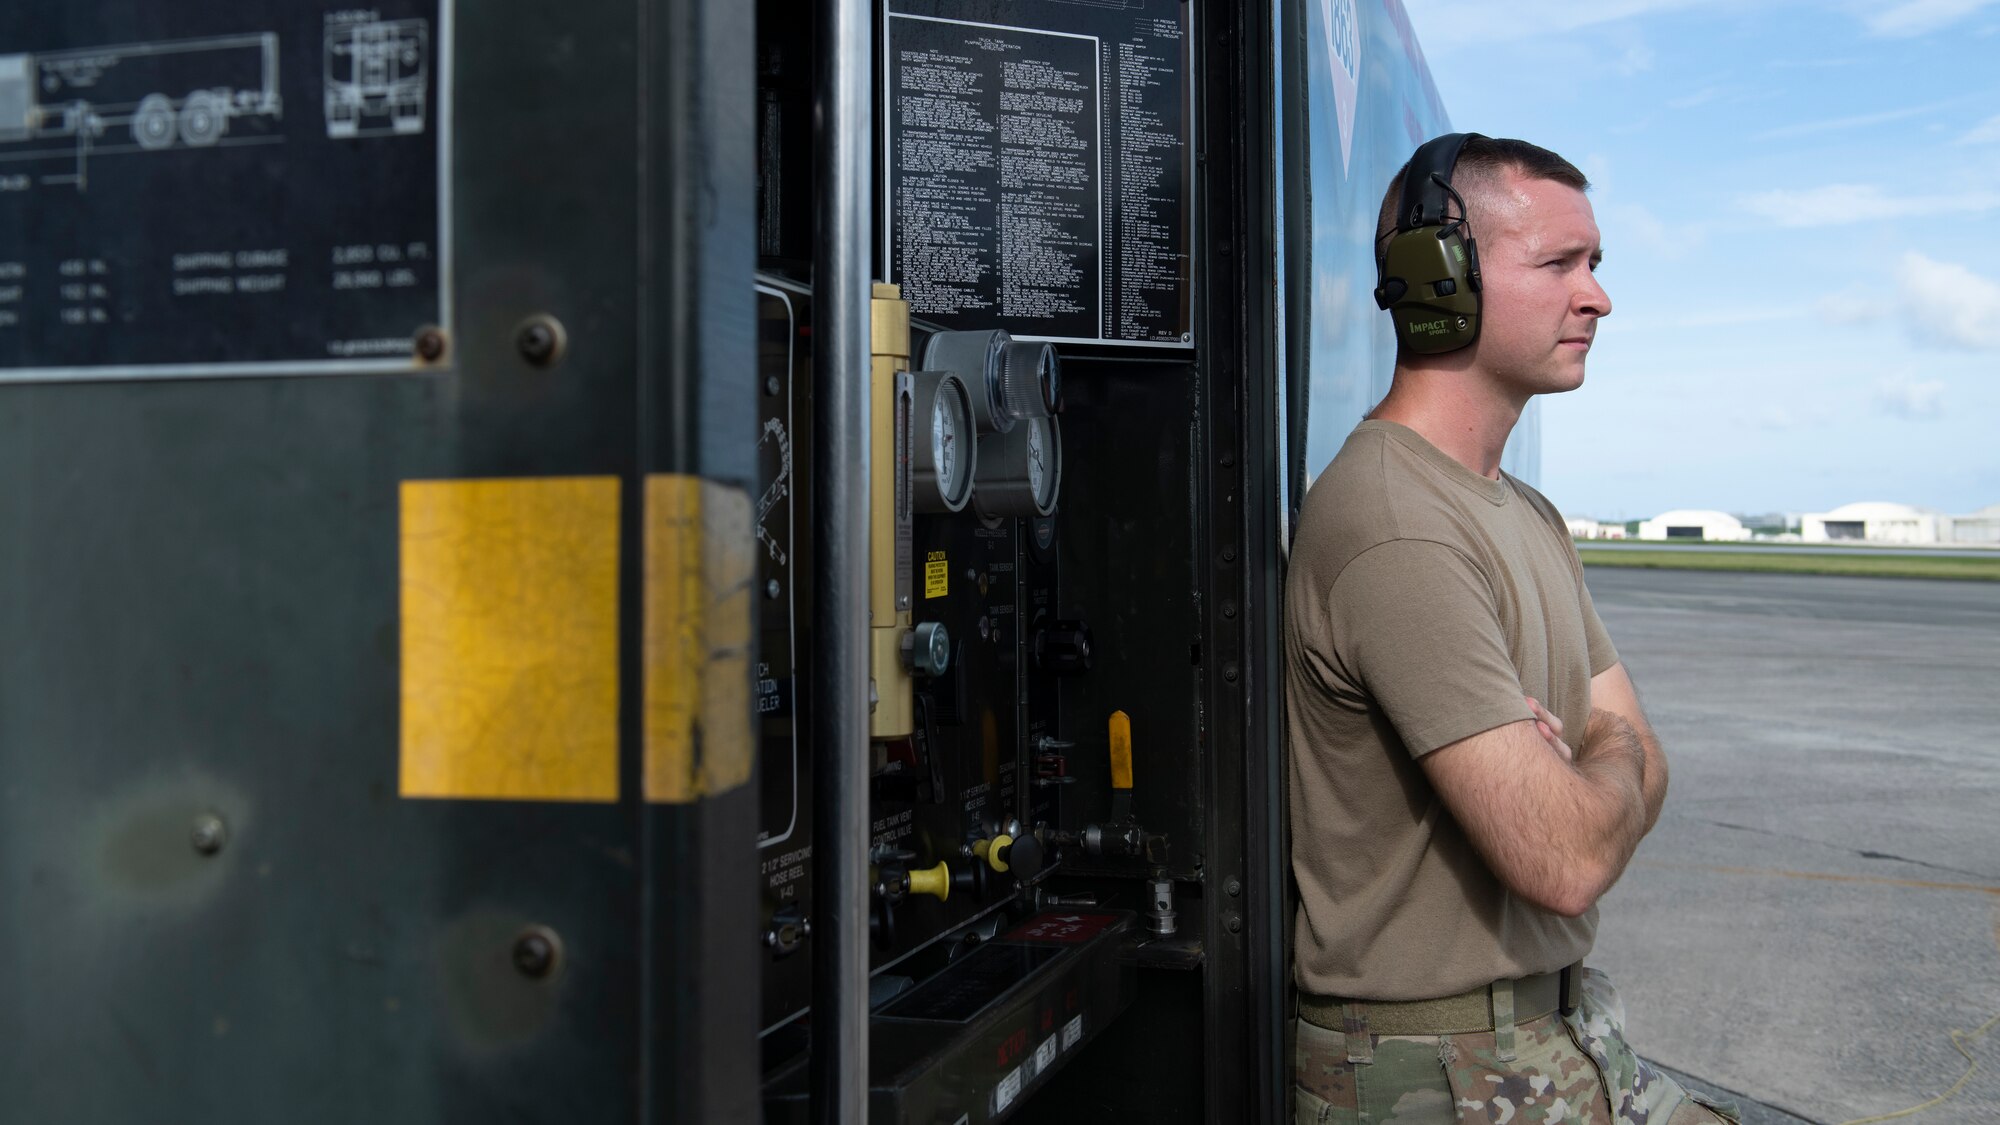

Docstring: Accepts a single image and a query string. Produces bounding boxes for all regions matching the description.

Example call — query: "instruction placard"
[884,0,1193,347]
[0,1,449,380]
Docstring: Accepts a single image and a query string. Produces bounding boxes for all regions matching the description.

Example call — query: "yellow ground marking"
[1651,863,2000,1124]
[1831,1010,2000,1125]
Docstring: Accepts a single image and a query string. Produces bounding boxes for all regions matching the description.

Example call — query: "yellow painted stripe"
[1109,710,1133,790]
[399,477,621,802]
[643,475,754,803]
[1634,860,2000,897]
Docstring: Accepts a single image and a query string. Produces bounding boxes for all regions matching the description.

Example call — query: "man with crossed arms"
[1286,135,1733,1124]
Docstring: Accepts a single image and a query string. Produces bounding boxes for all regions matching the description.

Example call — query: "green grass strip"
[1577,548,2000,581]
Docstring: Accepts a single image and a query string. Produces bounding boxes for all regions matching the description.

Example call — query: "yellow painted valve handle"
[985,834,1013,873]
[907,861,951,902]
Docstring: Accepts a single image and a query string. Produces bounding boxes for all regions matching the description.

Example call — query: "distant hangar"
[1613,501,2000,545]
[1637,509,1752,542]
[1801,501,2000,546]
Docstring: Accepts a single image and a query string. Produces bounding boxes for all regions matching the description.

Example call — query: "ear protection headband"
[1374,132,1484,354]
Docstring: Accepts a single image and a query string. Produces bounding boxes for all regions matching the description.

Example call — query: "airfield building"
[1637,509,1752,542]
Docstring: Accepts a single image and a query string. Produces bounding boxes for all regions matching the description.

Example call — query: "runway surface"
[1582,567,2000,1125]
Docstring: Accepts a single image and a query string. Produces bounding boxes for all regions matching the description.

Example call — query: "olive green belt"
[1298,964,1578,1039]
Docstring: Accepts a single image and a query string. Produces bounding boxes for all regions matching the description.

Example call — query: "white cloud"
[1613,304,1807,332]
[1958,113,2000,144]
[1751,402,1836,431]
[1896,251,2000,348]
[1861,0,2000,37]
[1758,406,1802,431]
[1604,203,1706,260]
[1816,288,1889,325]
[1739,184,2000,227]
[1874,373,1947,418]
[1666,85,1728,109]
[1400,0,1722,54]
[1617,44,1656,74]
[1751,101,1949,140]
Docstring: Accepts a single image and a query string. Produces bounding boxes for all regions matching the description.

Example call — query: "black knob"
[1033,620,1093,675]
[997,832,1045,882]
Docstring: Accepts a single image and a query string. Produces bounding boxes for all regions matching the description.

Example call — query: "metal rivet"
[1221,546,1237,563]
[1222,662,1239,683]
[413,327,447,363]
[765,376,781,396]
[1225,913,1243,934]
[1225,877,1242,897]
[512,925,563,979]
[190,813,227,856]
[1222,601,1236,619]
[766,579,781,600]
[515,315,566,367]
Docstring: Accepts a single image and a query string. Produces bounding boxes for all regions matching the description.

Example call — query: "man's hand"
[1524,696,1572,762]
[1589,663,1669,832]
[1418,683,1656,917]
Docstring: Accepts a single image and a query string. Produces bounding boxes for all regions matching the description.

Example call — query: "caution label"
[924,550,949,599]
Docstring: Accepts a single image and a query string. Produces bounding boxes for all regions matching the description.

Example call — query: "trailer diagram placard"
[0,2,449,380]
[884,0,1193,347]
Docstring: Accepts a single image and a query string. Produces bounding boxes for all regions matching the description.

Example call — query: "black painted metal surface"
[0,0,759,1120]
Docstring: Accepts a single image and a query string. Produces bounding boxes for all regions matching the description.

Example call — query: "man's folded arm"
[1589,661,1668,833]
[1417,713,1649,918]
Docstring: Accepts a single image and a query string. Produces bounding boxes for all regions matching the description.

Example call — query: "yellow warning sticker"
[925,550,949,599]
[399,477,621,802]
[643,475,755,803]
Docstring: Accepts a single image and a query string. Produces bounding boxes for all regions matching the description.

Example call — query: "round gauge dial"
[932,391,962,497]
[973,415,1062,519]
[909,371,977,513]
[1025,418,1047,502]
[921,329,1013,434]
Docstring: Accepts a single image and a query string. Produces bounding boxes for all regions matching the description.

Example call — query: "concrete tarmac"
[1583,567,2000,1125]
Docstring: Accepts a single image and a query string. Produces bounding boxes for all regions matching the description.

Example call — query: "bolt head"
[413,327,447,362]
[765,376,781,396]
[512,927,562,979]
[766,579,781,600]
[189,814,227,856]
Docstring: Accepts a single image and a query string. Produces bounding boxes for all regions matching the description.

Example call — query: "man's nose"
[1577,272,1611,319]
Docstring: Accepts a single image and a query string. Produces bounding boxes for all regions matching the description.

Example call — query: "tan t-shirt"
[1286,420,1619,1000]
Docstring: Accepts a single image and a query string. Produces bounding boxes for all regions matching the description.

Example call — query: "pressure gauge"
[923,329,1012,433]
[1000,339,1061,418]
[974,414,1062,518]
[909,370,977,512]
[923,330,1061,432]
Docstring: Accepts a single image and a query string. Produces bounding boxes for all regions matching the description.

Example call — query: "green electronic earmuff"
[1374,132,1484,354]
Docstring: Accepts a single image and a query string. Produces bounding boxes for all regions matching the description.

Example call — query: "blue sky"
[1399,0,2000,521]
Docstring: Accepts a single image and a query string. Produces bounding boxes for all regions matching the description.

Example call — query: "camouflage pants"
[1294,968,1740,1125]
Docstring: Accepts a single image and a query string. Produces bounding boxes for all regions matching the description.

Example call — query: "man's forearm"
[1585,707,1667,833]
[1554,709,1650,895]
